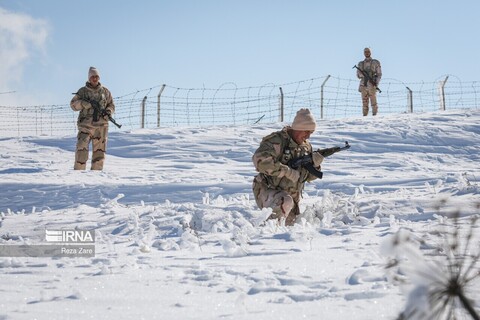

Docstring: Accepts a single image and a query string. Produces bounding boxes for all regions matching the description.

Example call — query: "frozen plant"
[307,190,360,226]
[382,204,480,320]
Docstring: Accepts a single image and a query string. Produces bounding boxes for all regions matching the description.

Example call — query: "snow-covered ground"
[1,109,479,319]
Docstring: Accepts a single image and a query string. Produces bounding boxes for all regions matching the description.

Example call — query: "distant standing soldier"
[252,108,324,226]
[70,67,115,170]
[356,47,382,116]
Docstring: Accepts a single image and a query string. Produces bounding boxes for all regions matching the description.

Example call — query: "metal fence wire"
[0,75,478,137]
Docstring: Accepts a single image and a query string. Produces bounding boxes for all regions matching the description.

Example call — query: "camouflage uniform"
[70,82,115,170]
[357,54,382,116]
[252,126,321,225]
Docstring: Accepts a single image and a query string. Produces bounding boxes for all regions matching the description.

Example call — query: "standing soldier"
[356,47,382,116]
[252,108,324,226]
[70,67,115,170]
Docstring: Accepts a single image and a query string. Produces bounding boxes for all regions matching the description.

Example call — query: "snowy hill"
[1,109,479,319]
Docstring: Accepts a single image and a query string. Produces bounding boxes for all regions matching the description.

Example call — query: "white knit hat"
[291,108,316,131]
[88,66,100,79]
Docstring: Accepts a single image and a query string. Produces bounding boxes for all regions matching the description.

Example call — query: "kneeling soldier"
[252,108,324,225]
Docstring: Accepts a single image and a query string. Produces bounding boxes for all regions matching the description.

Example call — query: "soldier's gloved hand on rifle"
[312,151,324,168]
[284,167,300,182]
[101,109,112,118]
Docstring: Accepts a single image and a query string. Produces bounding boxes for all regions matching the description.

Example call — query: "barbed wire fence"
[0,75,478,137]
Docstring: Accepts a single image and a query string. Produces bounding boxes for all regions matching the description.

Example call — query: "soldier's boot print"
[74,131,90,170]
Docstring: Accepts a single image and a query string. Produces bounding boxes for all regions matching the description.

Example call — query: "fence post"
[39,107,43,135]
[157,84,166,128]
[472,81,478,109]
[279,87,284,122]
[320,75,331,119]
[439,76,449,111]
[35,107,38,136]
[16,107,20,137]
[406,86,413,113]
[141,96,147,128]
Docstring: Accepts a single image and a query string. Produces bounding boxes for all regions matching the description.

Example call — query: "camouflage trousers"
[74,125,108,170]
[360,86,378,116]
[252,175,300,226]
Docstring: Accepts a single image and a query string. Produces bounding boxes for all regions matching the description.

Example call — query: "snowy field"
[1,109,479,320]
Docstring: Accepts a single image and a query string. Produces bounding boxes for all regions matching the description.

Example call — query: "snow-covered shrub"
[381,206,480,320]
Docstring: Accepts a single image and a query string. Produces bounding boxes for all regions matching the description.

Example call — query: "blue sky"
[1,0,480,105]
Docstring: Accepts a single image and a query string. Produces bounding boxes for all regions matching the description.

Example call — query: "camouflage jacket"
[252,126,320,200]
[356,57,382,90]
[70,82,115,127]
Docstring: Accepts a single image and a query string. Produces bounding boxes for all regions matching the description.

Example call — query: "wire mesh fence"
[0,75,478,137]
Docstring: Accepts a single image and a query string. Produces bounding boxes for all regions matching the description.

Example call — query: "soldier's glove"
[284,167,300,182]
[101,109,112,118]
[312,151,324,167]
[81,101,92,110]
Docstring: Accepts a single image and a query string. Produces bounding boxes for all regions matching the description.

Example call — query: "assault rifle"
[73,93,122,128]
[353,65,382,93]
[288,141,350,179]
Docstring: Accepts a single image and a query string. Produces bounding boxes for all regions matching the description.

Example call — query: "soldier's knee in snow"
[281,195,294,215]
